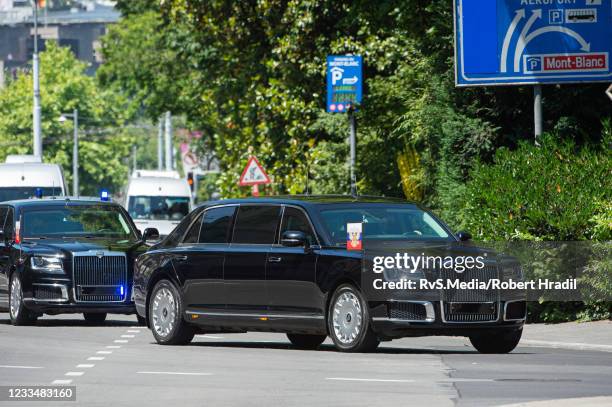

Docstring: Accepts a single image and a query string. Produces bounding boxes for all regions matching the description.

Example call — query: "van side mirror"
[281,230,308,247]
[143,228,160,242]
[456,231,472,242]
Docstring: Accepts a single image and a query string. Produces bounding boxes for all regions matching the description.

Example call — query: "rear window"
[231,205,280,244]
[0,187,63,202]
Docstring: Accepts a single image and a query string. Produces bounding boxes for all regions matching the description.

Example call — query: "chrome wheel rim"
[10,277,22,320]
[151,287,177,338]
[332,291,363,344]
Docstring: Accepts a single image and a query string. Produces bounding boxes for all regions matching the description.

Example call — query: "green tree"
[0,42,134,195]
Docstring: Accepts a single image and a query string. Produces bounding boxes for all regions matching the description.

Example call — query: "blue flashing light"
[118,285,125,296]
[100,189,110,201]
[35,188,43,199]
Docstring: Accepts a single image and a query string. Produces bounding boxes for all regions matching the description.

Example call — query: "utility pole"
[132,145,137,173]
[157,117,163,170]
[533,85,543,145]
[164,111,173,170]
[348,110,357,196]
[72,109,78,196]
[32,0,42,158]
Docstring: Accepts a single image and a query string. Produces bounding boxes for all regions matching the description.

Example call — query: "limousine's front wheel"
[469,328,522,354]
[328,284,380,352]
[149,279,195,345]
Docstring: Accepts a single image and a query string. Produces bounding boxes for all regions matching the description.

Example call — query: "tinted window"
[200,206,235,243]
[0,206,7,229]
[182,213,203,243]
[232,205,280,244]
[162,208,200,247]
[128,196,190,221]
[280,207,316,245]
[0,187,62,202]
[4,208,13,236]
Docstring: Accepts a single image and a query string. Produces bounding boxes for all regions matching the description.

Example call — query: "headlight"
[383,268,425,282]
[31,256,64,273]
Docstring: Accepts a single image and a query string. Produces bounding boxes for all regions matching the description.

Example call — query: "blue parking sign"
[326,55,363,113]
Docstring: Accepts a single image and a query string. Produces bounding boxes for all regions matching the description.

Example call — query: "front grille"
[440,264,499,303]
[443,302,498,322]
[73,254,127,302]
[33,285,65,301]
[388,302,428,321]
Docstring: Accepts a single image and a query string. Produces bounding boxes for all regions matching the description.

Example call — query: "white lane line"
[137,371,212,376]
[107,345,121,349]
[77,364,95,368]
[65,372,84,377]
[127,330,140,333]
[97,351,112,355]
[326,377,415,383]
[121,335,135,338]
[0,365,43,369]
[114,339,128,343]
[52,379,72,385]
[87,357,105,361]
[201,335,224,339]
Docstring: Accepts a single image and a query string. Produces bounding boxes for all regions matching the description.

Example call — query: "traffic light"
[187,172,194,192]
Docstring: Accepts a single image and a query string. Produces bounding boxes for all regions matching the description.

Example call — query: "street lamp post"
[32,0,42,158]
[59,109,79,196]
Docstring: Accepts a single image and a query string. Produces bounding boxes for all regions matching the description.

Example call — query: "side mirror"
[281,230,308,247]
[142,228,160,242]
[456,231,472,242]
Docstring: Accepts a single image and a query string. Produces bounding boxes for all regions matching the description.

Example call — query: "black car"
[0,197,159,325]
[134,196,526,353]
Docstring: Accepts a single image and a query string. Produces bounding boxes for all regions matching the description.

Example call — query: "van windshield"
[128,196,190,220]
[0,187,63,202]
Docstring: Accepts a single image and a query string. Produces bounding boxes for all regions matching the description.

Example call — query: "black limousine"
[134,196,526,353]
[0,198,159,325]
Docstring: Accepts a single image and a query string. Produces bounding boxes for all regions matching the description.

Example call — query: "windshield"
[22,205,137,240]
[128,196,190,221]
[318,204,452,246]
[0,187,63,202]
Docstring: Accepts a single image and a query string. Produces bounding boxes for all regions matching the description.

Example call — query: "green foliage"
[0,42,133,195]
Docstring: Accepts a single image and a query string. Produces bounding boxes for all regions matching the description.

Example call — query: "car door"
[266,206,324,317]
[0,206,9,308]
[172,206,236,312]
[224,204,281,315]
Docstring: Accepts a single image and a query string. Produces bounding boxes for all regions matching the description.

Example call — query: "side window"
[182,212,204,244]
[232,205,281,244]
[0,206,7,231]
[280,207,316,245]
[4,208,13,236]
[200,206,235,243]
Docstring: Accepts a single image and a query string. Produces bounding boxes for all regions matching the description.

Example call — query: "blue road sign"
[454,0,612,86]
[327,55,362,113]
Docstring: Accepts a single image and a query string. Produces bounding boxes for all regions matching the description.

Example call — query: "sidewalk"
[521,320,612,353]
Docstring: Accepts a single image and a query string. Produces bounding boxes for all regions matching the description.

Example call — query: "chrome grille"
[33,285,64,301]
[440,264,499,302]
[73,253,127,302]
[388,302,427,321]
[443,302,498,322]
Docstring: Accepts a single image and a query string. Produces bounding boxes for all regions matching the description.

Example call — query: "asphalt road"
[1,313,611,407]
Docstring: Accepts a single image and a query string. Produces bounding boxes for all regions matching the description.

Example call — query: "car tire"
[9,274,37,326]
[83,313,107,325]
[327,284,380,353]
[469,328,523,354]
[136,315,147,326]
[148,279,195,345]
[287,333,327,350]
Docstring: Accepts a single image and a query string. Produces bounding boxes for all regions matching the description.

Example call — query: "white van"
[0,162,67,202]
[125,170,193,237]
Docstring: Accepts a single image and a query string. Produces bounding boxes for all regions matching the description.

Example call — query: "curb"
[520,339,612,353]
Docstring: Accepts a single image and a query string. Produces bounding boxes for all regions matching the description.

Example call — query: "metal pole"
[72,109,78,196]
[164,111,172,170]
[348,111,356,196]
[32,1,42,158]
[132,145,137,172]
[157,117,163,170]
[534,85,543,144]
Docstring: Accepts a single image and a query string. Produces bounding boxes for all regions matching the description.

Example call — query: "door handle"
[268,256,282,263]
[174,255,188,262]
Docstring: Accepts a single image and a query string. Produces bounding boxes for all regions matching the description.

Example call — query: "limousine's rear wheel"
[149,279,195,345]
[469,328,522,354]
[328,284,380,352]
[9,275,37,326]
[286,333,327,350]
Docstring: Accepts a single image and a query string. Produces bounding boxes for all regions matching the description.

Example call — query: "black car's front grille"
[440,264,499,303]
[73,254,127,302]
[443,302,498,322]
[33,285,65,301]
[388,302,428,321]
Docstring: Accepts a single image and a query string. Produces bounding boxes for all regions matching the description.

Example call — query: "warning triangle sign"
[239,156,271,186]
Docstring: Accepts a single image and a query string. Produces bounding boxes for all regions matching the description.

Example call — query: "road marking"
[77,364,95,368]
[201,335,224,339]
[127,330,140,333]
[326,377,415,383]
[0,365,43,369]
[107,345,121,349]
[97,350,112,354]
[114,339,128,343]
[65,372,84,377]
[121,335,135,338]
[52,379,72,385]
[137,371,213,376]
[87,357,105,361]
